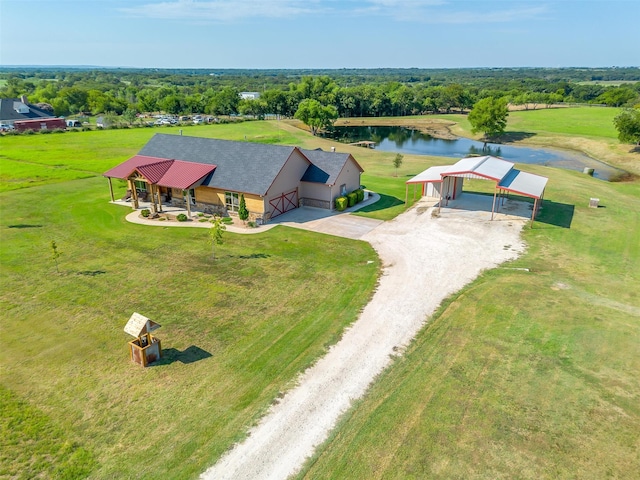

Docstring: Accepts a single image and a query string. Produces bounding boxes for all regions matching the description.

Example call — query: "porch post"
[149,184,157,215]
[186,191,192,218]
[130,180,139,210]
[108,177,115,202]
[157,187,163,213]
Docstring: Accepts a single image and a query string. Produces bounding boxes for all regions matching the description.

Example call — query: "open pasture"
[298,165,640,479]
[2,112,639,478]
[0,123,379,478]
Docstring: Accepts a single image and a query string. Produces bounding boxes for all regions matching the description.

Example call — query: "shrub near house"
[335,188,365,211]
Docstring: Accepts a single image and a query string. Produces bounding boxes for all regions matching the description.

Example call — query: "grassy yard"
[0,121,301,192]
[438,107,639,176]
[0,125,381,478]
[507,107,619,139]
[298,167,640,479]
[2,117,639,478]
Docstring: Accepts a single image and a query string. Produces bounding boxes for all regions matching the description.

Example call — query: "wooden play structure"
[124,312,163,367]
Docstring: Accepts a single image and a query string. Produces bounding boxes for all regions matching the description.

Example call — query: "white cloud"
[119,0,549,25]
[120,0,322,22]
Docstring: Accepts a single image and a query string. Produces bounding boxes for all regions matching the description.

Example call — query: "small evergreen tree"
[393,153,404,177]
[238,194,249,222]
[209,216,226,260]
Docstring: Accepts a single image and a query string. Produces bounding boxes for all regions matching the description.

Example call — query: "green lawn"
[0,121,301,191]
[434,106,620,140]
[297,167,640,479]
[436,106,639,175]
[507,107,620,139]
[0,137,380,478]
[2,119,639,479]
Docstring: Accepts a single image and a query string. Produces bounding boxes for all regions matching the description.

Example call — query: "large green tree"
[294,99,338,135]
[613,108,640,145]
[468,97,509,140]
[208,87,239,116]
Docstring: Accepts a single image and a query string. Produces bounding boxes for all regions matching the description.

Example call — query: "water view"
[328,126,623,181]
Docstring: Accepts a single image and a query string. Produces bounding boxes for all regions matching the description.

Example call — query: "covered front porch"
[104,154,217,219]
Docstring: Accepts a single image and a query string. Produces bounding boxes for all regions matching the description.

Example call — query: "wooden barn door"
[269,189,298,218]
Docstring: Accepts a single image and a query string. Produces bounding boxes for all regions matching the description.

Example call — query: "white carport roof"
[498,168,548,200]
[406,155,547,200]
[406,165,449,184]
[443,155,515,181]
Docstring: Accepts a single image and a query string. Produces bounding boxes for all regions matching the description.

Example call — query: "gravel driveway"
[201,194,530,480]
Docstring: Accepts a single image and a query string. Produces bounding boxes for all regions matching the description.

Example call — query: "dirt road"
[201,195,529,480]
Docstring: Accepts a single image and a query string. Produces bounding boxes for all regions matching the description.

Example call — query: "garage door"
[269,189,298,218]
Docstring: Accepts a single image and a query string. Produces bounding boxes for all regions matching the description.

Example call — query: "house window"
[134,181,147,192]
[225,192,240,212]
[340,184,347,196]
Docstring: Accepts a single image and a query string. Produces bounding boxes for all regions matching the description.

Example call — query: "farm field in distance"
[1,107,639,479]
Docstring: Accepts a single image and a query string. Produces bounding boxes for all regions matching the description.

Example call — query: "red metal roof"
[104,155,216,190]
[103,155,168,179]
[137,160,173,184]
[157,160,216,189]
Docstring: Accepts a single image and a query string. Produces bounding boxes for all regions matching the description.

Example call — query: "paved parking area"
[271,195,384,239]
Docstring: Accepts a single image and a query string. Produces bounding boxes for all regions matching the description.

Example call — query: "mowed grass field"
[0,123,383,478]
[441,106,639,176]
[2,109,640,479]
[297,167,640,479]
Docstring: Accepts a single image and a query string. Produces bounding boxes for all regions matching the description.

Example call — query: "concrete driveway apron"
[270,193,384,240]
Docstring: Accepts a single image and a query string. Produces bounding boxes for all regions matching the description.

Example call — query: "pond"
[328,126,624,181]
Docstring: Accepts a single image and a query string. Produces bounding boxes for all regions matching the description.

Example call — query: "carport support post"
[405,184,408,205]
[108,177,114,202]
[531,198,539,228]
[490,187,498,220]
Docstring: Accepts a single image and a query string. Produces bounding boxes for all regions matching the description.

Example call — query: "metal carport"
[406,156,548,226]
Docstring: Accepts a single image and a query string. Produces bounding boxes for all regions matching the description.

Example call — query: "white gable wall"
[330,156,362,203]
[264,149,310,211]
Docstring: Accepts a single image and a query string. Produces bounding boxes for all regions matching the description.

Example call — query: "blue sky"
[1,0,638,69]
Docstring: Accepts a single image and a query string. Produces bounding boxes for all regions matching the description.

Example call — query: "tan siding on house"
[300,181,331,203]
[197,187,265,213]
[196,187,224,206]
[331,156,362,202]
[242,193,265,213]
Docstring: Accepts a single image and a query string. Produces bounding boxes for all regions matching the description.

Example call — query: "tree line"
[1,68,639,119]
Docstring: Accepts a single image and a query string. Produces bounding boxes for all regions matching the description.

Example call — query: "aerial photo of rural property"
[1,1,639,479]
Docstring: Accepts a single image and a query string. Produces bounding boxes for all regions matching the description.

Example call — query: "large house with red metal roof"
[104,134,363,222]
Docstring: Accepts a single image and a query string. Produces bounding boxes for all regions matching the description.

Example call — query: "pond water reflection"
[328,126,623,181]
